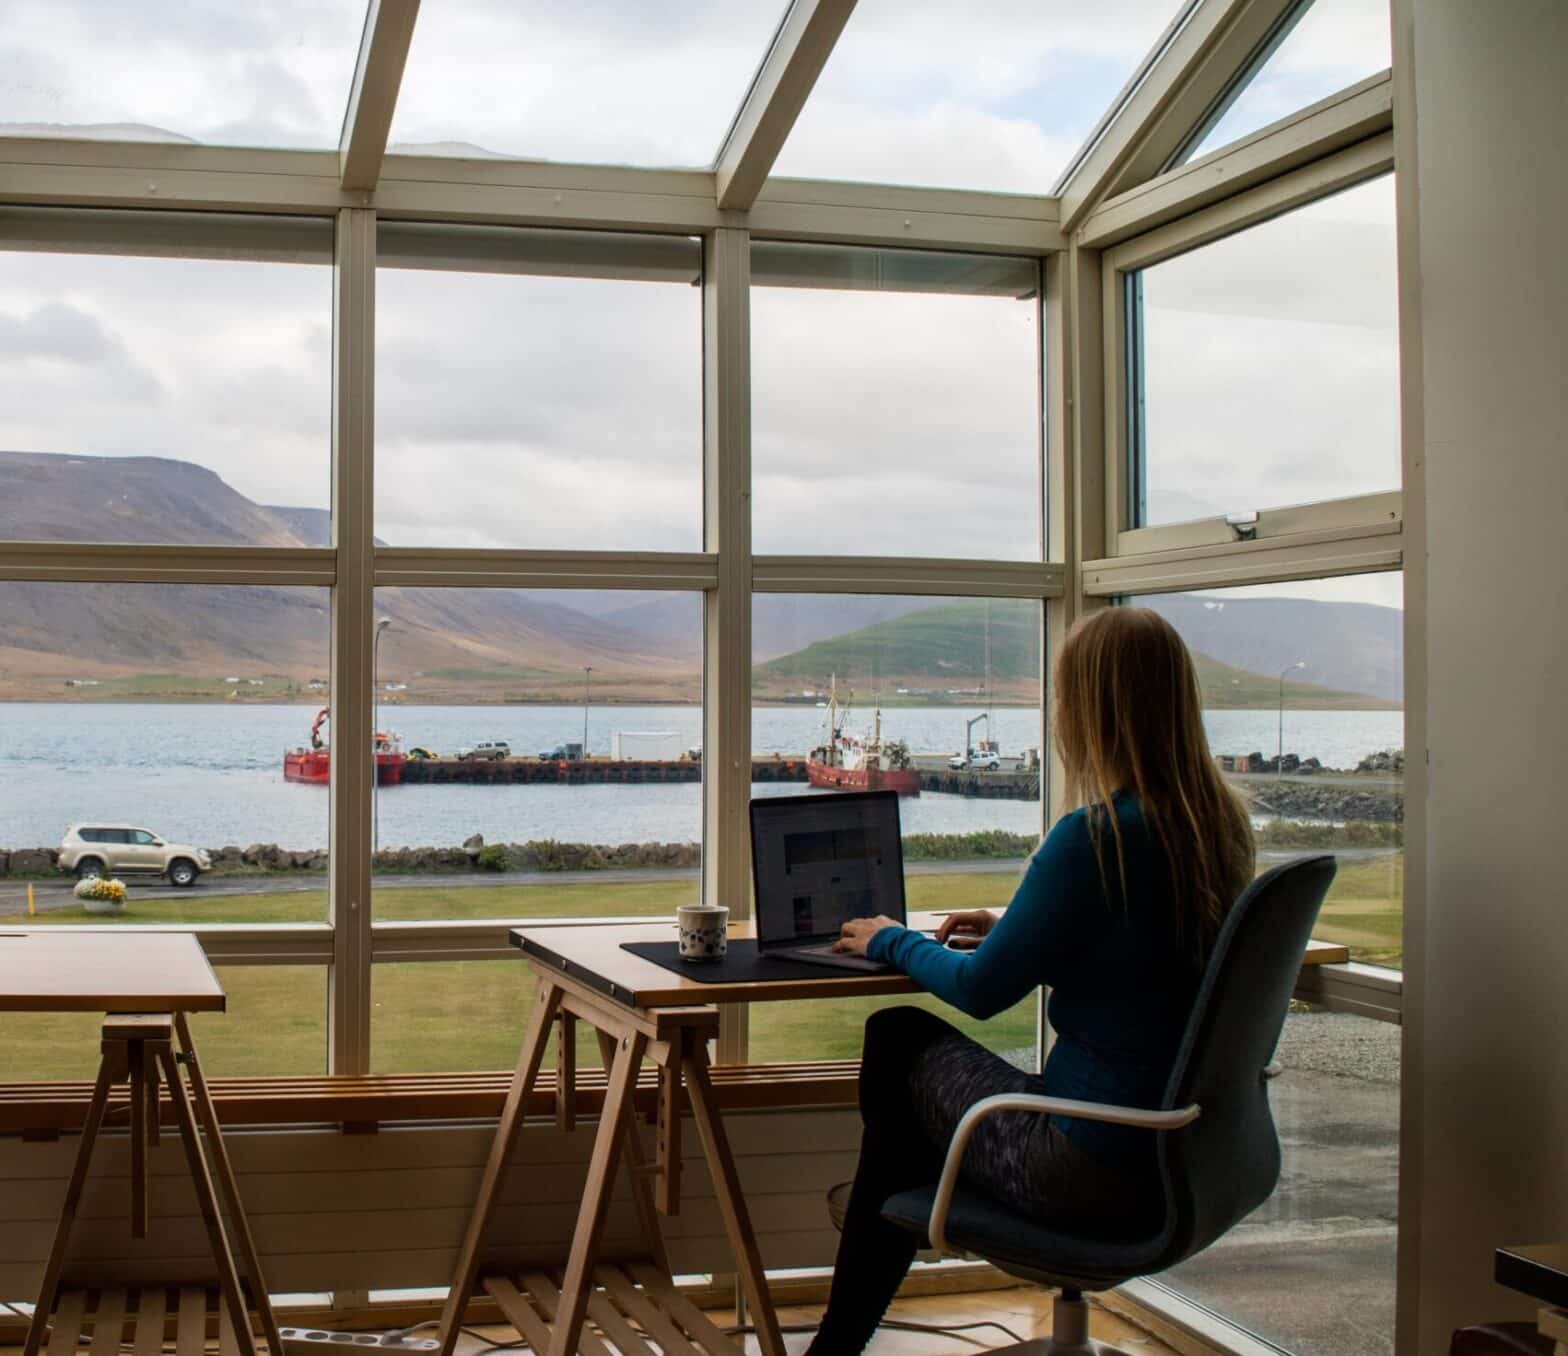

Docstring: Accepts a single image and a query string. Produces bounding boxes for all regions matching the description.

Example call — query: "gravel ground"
[1276,1006,1402,1084]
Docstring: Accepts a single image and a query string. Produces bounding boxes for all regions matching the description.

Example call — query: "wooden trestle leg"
[22,1057,117,1356]
[173,1013,284,1356]
[683,1044,787,1356]
[437,981,563,1356]
[545,1029,649,1356]
[26,1014,278,1356]
[154,1041,256,1356]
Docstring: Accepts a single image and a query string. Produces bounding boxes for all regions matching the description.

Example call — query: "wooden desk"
[439,916,1348,1356]
[0,933,279,1356]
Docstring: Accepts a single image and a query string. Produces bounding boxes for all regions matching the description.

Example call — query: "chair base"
[983,1340,1132,1356]
[972,1291,1134,1356]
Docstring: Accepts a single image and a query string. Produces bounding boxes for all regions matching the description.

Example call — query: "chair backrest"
[1152,854,1338,1269]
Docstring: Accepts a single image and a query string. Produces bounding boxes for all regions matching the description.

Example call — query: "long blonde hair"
[1052,607,1254,953]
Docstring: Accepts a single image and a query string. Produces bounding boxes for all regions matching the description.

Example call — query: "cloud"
[0,250,330,509]
[0,0,365,148]
[773,0,1186,192]
[388,0,789,167]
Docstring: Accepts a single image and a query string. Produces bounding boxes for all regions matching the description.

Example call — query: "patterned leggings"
[807,1005,1150,1356]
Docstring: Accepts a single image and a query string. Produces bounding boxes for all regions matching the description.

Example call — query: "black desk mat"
[621,938,888,983]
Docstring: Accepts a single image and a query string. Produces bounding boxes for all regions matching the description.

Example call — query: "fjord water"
[0,703,1402,851]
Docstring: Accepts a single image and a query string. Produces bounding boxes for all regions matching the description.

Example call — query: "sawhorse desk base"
[439,970,786,1356]
[24,1014,282,1356]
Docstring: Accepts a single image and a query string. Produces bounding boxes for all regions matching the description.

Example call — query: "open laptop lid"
[750,790,907,951]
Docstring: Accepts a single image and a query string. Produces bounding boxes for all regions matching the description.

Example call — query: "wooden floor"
[445,1288,1179,1356]
[2,1287,1178,1356]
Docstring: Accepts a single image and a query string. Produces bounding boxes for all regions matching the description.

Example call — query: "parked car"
[58,825,211,887]
[457,741,510,761]
[538,742,585,762]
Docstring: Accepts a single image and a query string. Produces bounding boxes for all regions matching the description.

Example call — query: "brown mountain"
[0,452,696,700]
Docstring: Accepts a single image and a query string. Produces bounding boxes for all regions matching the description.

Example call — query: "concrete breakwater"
[399,755,1043,799]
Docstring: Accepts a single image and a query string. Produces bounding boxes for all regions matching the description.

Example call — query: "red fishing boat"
[284,707,406,785]
[806,676,920,796]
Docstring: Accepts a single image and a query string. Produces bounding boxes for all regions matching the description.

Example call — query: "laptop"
[750,790,908,973]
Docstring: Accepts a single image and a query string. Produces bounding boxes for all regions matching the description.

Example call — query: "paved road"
[0,847,1396,917]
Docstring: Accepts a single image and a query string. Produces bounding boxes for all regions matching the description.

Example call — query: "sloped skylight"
[1180,0,1392,163]
[0,0,369,149]
[387,0,791,167]
[770,0,1187,195]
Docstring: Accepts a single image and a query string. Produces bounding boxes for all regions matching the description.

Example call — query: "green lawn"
[1308,853,1405,968]
[0,854,1401,1082]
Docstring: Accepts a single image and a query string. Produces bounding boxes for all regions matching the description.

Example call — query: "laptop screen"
[750,791,906,947]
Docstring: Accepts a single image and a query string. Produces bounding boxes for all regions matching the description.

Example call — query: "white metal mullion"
[1057,0,1301,231]
[329,208,377,1076]
[1111,489,1403,556]
[703,227,752,1066]
[0,139,1069,256]
[752,557,1064,599]
[339,0,420,193]
[372,548,718,591]
[1102,133,1394,276]
[1080,70,1393,250]
[0,543,334,586]
[715,0,858,211]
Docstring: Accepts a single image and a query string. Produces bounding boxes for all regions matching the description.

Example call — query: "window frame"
[1098,136,1399,563]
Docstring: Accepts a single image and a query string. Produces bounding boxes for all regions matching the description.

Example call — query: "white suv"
[58,825,211,887]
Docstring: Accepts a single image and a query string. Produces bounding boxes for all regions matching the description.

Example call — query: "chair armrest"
[926,1093,1201,1256]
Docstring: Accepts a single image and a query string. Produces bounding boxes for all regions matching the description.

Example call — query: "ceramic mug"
[677,903,729,962]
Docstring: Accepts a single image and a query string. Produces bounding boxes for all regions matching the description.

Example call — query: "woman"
[808,607,1255,1356]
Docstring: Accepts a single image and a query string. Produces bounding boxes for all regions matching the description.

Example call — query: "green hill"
[756,600,1393,710]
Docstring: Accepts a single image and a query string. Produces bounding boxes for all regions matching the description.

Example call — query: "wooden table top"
[512,913,1349,1010]
[0,931,226,1013]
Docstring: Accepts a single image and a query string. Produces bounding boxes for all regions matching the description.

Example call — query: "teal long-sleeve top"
[866,792,1201,1168]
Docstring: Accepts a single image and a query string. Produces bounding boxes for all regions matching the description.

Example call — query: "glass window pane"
[373,960,605,1073]
[0,222,333,545]
[773,0,1185,194]
[0,965,326,1081]
[376,226,703,550]
[0,1,367,150]
[1126,573,1404,969]
[1131,175,1398,527]
[1182,0,1392,164]
[752,244,1041,559]
[748,593,1044,1065]
[387,1,790,168]
[1160,1006,1398,1352]
[369,588,702,922]
[0,583,330,927]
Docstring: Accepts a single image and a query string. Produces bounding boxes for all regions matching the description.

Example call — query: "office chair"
[879,854,1339,1355]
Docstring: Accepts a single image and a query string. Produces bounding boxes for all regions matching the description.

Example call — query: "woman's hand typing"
[935,909,997,951]
[833,915,902,956]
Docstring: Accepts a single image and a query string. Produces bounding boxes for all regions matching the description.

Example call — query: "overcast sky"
[0,0,1400,609]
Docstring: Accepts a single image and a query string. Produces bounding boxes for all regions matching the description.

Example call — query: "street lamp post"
[582,666,593,762]
[1277,661,1305,780]
[373,617,392,855]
